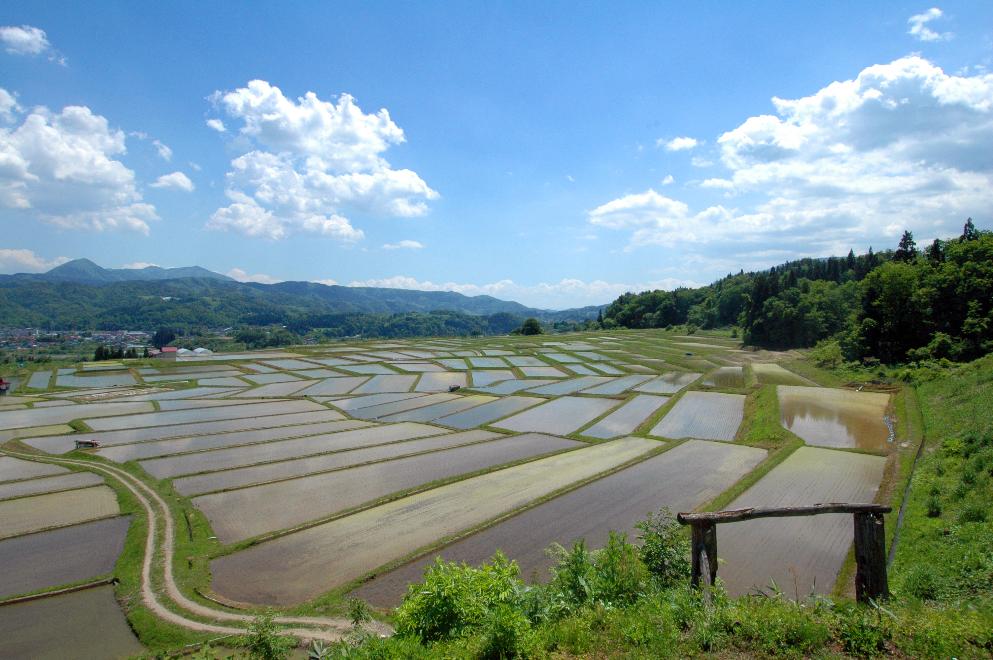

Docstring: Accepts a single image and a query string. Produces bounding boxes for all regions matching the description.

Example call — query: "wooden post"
[853,512,888,603]
[690,522,718,587]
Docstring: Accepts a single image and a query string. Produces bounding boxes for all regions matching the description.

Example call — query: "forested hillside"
[604,219,992,363]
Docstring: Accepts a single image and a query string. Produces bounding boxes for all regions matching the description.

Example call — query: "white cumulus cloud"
[346,275,699,309]
[150,171,194,192]
[0,25,65,64]
[206,118,226,133]
[0,248,70,273]
[382,239,424,250]
[0,95,158,233]
[207,81,437,241]
[908,7,952,42]
[226,267,281,284]
[120,261,159,269]
[152,139,172,161]
[660,136,699,151]
[593,56,993,261]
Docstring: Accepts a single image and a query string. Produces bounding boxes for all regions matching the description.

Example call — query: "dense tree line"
[604,219,993,363]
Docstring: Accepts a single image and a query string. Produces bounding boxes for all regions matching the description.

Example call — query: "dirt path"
[1,449,392,645]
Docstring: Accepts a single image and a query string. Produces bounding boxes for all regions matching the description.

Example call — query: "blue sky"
[1,2,991,308]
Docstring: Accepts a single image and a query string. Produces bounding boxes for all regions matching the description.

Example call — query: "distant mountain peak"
[36,258,231,284]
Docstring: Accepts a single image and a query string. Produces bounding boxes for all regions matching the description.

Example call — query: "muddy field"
[172,430,502,496]
[210,437,659,605]
[649,391,745,441]
[717,446,886,596]
[0,486,120,540]
[0,585,143,659]
[0,516,131,598]
[195,432,583,543]
[778,386,892,451]
[351,440,765,607]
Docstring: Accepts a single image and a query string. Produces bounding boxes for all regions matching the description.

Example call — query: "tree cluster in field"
[603,219,993,364]
[92,345,140,361]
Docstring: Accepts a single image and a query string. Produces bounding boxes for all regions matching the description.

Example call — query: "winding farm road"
[1,449,392,644]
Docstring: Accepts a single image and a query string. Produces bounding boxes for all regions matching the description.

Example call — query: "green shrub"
[835,604,890,657]
[246,611,293,660]
[477,605,537,659]
[926,494,942,518]
[958,503,988,523]
[729,595,831,656]
[548,533,647,609]
[394,552,525,642]
[593,532,647,606]
[548,540,596,609]
[636,508,690,589]
[900,565,943,600]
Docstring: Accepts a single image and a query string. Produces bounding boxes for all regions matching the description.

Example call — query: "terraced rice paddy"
[196,432,583,543]
[25,409,347,454]
[0,516,131,598]
[778,386,892,451]
[704,366,745,388]
[434,396,542,429]
[0,401,154,430]
[351,440,765,606]
[211,437,658,604]
[751,362,813,385]
[0,330,892,639]
[0,585,143,659]
[0,486,119,539]
[581,395,669,439]
[718,447,886,596]
[0,456,67,481]
[649,391,745,441]
[140,422,443,479]
[634,372,701,394]
[494,396,619,434]
[85,400,325,431]
[174,429,503,496]
[0,472,104,500]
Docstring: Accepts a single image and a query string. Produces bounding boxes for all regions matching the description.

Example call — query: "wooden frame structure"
[677,503,891,603]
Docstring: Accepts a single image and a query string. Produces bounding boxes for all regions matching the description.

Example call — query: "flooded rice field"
[0,516,131,598]
[351,440,765,606]
[140,422,442,479]
[0,472,104,500]
[703,366,745,388]
[174,429,502,496]
[210,437,658,605]
[350,374,418,393]
[85,400,325,431]
[0,401,154,430]
[434,396,543,429]
[0,456,68,482]
[97,418,369,462]
[778,386,892,451]
[415,371,467,391]
[524,376,613,395]
[751,363,813,386]
[0,486,119,539]
[581,395,669,439]
[649,391,745,441]
[0,585,143,659]
[377,395,496,423]
[633,372,701,394]
[195,432,583,543]
[718,446,886,597]
[471,378,555,394]
[494,396,620,434]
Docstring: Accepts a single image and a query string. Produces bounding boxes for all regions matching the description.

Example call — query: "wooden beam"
[690,521,718,588]
[678,503,891,525]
